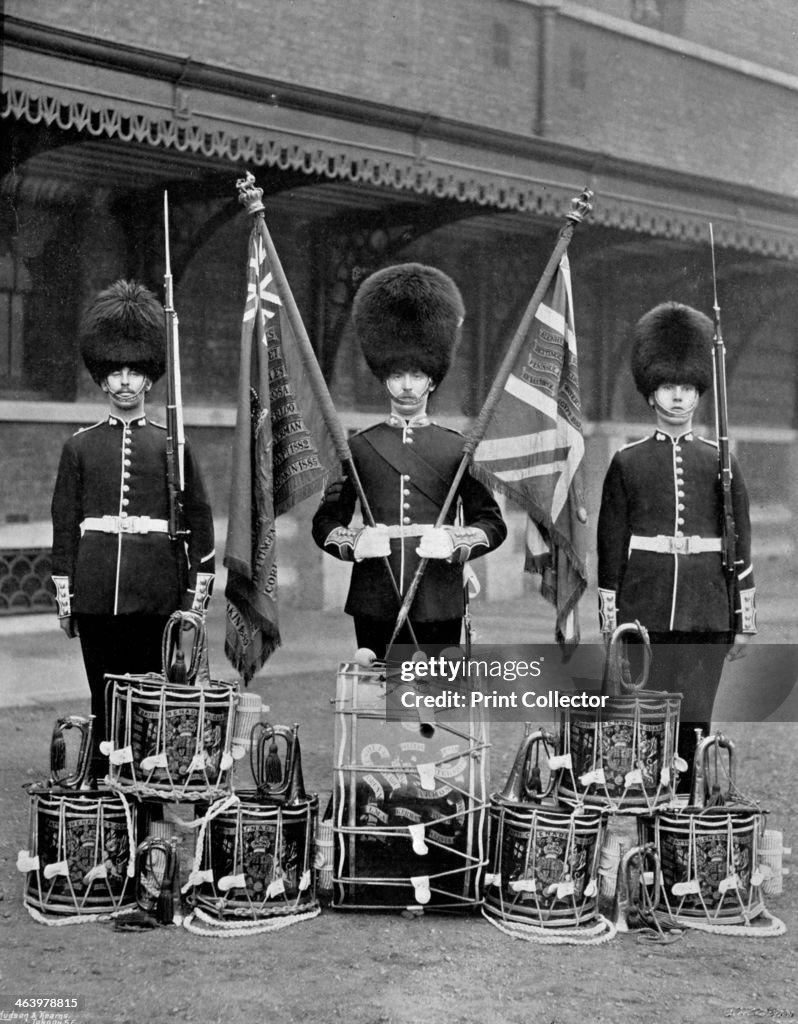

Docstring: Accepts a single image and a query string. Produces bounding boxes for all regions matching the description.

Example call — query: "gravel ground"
[1,662,796,1024]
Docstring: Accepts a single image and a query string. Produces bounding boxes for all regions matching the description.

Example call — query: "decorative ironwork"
[0,548,55,615]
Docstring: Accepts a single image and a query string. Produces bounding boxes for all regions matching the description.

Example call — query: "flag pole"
[387,188,593,646]
[235,172,419,644]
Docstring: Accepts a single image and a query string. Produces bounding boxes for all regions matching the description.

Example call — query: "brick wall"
[8,0,798,197]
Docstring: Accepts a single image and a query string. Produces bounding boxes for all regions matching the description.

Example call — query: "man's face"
[385,369,433,418]
[650,383,699,429]
[102,366,150,413]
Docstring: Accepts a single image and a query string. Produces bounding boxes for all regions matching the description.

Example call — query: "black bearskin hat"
[353,263,464,385]
[80,279,165,385]
[631,301,714,397]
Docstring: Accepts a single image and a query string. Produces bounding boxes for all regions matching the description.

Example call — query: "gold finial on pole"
[236,171,265,216]
[567,187,594,224]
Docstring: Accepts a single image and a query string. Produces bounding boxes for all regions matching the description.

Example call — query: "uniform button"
[120,511,128,518]
[675,530,684,537]
[124,460,132,467]
[122,498,130,506]
[403,516,411,524]
[403,489,411,496]
[123,472,131,480]
[678,503,685,511]
[677,517,685,525]
[675,445,682,452]
[403,475,410,482]
[403,502,410,509]
[122,485,130,493]
[677,490,685,498]
[405,438,414,445]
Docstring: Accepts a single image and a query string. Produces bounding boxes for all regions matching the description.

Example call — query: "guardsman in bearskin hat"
[312,263,507,657]
[50,280,215,777]
[597,301,757,792]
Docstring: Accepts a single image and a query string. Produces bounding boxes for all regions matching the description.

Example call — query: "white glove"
[353,525,391,561]
[416,527,455,560]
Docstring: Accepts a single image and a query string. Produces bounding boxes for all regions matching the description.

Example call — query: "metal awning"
[4,24,798,259]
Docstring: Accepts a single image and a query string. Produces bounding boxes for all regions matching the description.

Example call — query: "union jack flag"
[472,253,588,648]
[225,215,336,682]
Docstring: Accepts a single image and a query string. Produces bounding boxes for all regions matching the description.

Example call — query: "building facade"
[2,0,797,615]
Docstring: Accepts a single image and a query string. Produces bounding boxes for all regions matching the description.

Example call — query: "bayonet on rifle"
[164,191,186,540]
[709,224,737,629]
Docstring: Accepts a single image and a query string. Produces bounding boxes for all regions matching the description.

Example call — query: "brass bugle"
[602,621,651,697]
[49,714,94,790]
[161,609,207,685]
[497,728,558,804]
[610,842,660,933]
[691,731,736,808]
[250,722,308,804]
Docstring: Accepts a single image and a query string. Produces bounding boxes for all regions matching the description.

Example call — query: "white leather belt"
[80,515,169,535]
[629,534,722,555]
[383,524,435,539]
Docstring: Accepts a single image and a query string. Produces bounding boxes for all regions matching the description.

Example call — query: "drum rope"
[650,908,786,937]
[182,904,321,937]
[481,908,617,945]
[181,793,241,895]
[24,903,135,926]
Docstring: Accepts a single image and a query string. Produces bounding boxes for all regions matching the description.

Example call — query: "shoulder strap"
[359,427,454,509]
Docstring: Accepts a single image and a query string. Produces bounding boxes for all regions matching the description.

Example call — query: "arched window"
[0,248,32,389]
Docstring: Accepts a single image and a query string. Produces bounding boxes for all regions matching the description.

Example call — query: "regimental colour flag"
[225,215,337,683]
[472,254,588,648]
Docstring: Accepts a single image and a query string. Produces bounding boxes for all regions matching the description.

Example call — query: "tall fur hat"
[631,301,714,397]
[79,279,165,385]
[353,263,464,385]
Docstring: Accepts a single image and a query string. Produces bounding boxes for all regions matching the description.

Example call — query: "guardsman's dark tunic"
[312,417,506,645]
[597,429,757,791]
[597,430,755,634]
[51,414,215,753]
[51,415,215,614]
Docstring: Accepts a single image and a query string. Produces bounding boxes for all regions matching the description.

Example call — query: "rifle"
[709,223,737,634]
[163,191,186,541]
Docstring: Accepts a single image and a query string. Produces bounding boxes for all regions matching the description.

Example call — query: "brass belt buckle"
[670,535,689,555]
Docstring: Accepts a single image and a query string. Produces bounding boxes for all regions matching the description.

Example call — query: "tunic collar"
[387,412,432,428]
[108,415,148,429]
[654,430,694,443]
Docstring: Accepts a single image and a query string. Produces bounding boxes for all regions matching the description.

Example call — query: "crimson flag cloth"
[472,254,588,649]
[225,215,337,682]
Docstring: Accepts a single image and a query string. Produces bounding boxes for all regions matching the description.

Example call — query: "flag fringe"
[274,469,332,520]
[223,637,281,686]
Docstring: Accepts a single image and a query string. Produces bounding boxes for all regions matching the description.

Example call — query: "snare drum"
[103,674,237,800]
[19,788,136,919]
[484,802,604,928]
[642,808,767,925]
[556,694,681,811]
[186,793,318,921]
